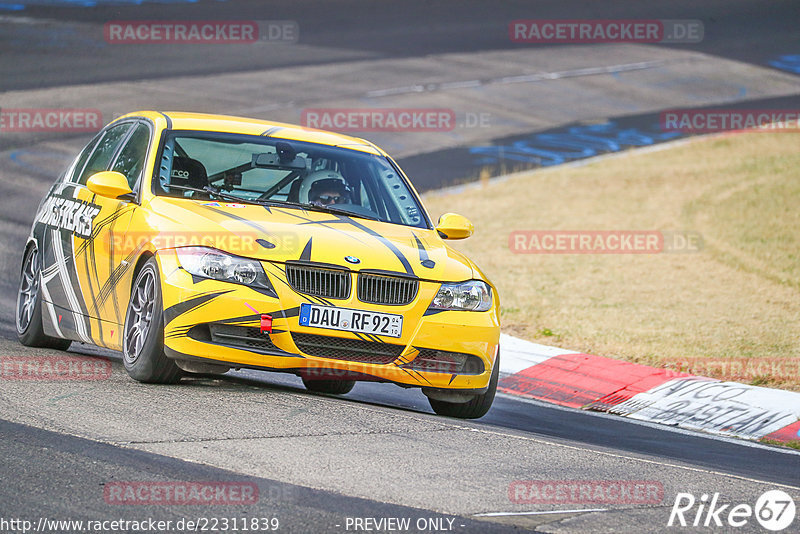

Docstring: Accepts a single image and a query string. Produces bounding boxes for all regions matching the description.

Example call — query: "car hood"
[145,197,476,282]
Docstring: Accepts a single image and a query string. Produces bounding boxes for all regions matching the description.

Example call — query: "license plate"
[298,303,402,338]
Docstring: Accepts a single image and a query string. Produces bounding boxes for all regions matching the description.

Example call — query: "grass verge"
[759,438,800,451]
[423,132,800,390]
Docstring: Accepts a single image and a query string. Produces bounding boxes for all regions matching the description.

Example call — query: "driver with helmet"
[299,170,352,207]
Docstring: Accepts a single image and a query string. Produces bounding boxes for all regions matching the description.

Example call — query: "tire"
[16,244,72,350]
[122,258,182,384]
[302,378,356,395]
[428,351,499,419]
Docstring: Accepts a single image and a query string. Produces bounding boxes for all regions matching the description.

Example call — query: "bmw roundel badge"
[344,256,360,264]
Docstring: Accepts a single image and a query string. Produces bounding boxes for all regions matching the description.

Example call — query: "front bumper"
[157,249,500,390]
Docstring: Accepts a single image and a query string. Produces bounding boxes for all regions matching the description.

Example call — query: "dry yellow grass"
[422,132,800,389]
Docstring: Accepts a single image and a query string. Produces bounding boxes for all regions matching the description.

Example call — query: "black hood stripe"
[336,215,415,276]
[413,233,435,269]
[201,204,270,236]
[299,238,312,261]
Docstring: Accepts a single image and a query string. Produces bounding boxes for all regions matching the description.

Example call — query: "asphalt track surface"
[1,0,798,90]
[1,1,800,532]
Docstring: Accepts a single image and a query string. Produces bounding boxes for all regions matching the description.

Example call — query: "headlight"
[429,280,492,312]
[175,247,272,289]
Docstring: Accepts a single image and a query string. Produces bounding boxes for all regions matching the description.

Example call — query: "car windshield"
[154,131,429,228]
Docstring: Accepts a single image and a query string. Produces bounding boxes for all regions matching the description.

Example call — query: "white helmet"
[298,169,349,204]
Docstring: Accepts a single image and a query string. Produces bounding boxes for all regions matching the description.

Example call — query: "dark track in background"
[1,2,799,531]
[1,0,798,91]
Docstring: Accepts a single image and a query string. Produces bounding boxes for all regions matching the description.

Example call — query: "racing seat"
[169,156,209,196]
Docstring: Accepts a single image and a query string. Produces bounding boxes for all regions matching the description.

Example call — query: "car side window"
[76,123,133,186]
[111,123,151,190]
[66,134,102,183]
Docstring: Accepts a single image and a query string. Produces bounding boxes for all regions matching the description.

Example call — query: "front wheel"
[122,258,182,384]
[16,245,71,350]
[428,351,499,419]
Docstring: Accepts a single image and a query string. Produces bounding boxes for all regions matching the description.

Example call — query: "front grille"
[286,264,351,299]
[403,349,485,375]
[292,332,404,364]
[357,273,418,305]
[208,324,278,351]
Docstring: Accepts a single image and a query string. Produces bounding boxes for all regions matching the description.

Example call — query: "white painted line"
[367,59,673,98]
[366,85,426,97]
[475,508,608,517]
[0,16,50,25]
[439,80,483,90]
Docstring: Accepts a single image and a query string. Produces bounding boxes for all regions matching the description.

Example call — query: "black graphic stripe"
[273,208,368,242]
[299,238,312,260]
[74,205,132,257]
[305,294,335,306]
[334,215,415,275]
[279,306,301,319]
[80,233,101,339]
[261,126,283,137]
[107,204,122,324]
[163,289,233,325]
[413,233,435,269]
[410,368,432,384]
[265,265,324,306]
[262,208,416,275]
[214,313,263,325]
[79,195,103,326]
[395,366,419,382]
[280,209,415,275]
[362,333,384,343]
[91,242,145,315]
[202,204,270,236]
[165,326,194,339]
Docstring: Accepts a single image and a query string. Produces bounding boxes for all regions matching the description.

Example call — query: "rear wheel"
[16,244,71,350]
[122,258,182,384]
[428,351,499,419]
[302,378,356,395]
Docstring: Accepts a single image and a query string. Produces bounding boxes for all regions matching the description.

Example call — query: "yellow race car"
[16,112,500,418]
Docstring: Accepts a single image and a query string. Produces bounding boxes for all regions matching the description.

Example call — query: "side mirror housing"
[87,171,134,200]
[435,213,474,240]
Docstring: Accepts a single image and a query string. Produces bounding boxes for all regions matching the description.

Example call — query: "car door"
[39,121,142,348]
[94,121,154,348]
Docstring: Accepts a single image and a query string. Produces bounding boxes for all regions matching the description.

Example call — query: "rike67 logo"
[668,490,796,531]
